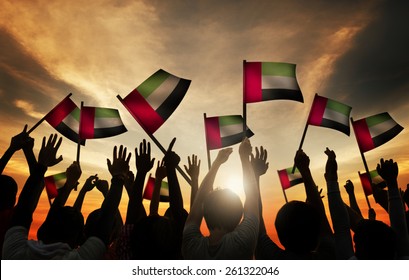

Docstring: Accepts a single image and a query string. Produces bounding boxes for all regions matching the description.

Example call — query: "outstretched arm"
[52,161,81,208]
[150,160,166,216]
[344,180,363,218]
[184,154,200,209]
[73,174,98,212]
[11,134,63,230]
[185,148,232,226]
[377,158,409,258]
[325,148,354,259]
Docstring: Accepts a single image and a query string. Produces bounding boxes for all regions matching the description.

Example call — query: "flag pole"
[27,93,73,134]
[204,113,212,171]
[281,187,289,203]
[358,171,372,209]
[243,60,247,137]
[117,95,192,186]
[351,117,372,209]
[74,101,84,192]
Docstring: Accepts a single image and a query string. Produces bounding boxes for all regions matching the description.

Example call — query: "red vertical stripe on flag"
[44,177,59,199]
[205,117,222,150]
[359,172,373,196]
[143,176,155,200]
[278,169,291,190]
[79,106,95,139]
[244,62,262,103]
[307,95,327,126]
[352,118,374,152]
[45,96,77,127]
[121,89,165,134]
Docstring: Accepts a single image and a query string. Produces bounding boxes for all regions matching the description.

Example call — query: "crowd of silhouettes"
[1,126,409,259]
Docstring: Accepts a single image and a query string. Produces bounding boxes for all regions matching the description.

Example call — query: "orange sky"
[1,0,409,248]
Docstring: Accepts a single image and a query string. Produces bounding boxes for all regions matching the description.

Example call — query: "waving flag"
[44,172,67,200]
[143,175,170,202]
[79,106,127,139]
[205,115,254,150]
[44,95,85,145]
[359,170,386,196]
[244,61,303,103]
[307,94,352,136]
[118,69,191,134]
[278,167,303,190]
[352,112,403,153]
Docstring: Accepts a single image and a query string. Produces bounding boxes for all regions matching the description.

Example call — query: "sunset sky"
[1,0,409,245]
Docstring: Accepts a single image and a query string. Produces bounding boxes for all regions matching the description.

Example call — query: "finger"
[198,159,201,168]
[23,124,28,133]
[188,156,192,166]
[123,146,127,160]
[55,136,62,150]
[107,159,112,169]
[42,136,46,149]
[126,152,131,164]
[147,141,151,156]
[167,137,176,152]
[113,146,118,161]
[56,155,63,164]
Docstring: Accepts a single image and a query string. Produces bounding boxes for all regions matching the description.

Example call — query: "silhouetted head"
[353,219,397,259]
[37,206,84,248]
[0,175,18,211]
[83,208,123,245]
[275,201,321,254]
[203,188,243,232]
[130,215,177,259]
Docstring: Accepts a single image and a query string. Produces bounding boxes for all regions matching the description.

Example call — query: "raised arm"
[185,148,232,226]
[126,139,154,224]
[184,154,200,209]
[52,161,81,208]
[149,159,166,216]
[344,180,363,218]
[11,134,63,230]
[324,148,354,259]
[73,174,98,212]
[377,158,409,258]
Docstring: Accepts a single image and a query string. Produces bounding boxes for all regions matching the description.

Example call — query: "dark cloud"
[322,1,409,117]
[0,28,82,124]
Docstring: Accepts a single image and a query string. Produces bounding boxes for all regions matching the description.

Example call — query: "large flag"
[143,175,170,202]
[244,61,303,104]
[118,69,191,134]
[44,172,67,200]
[307,94,352,136]
[359,170,386,196]
[352,112,403,153]
[277,167,303,190]
[44,95,85,145]
[79,106,127,139]
[205,115,254,150]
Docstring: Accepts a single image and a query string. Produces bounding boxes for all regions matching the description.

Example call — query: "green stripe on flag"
[95,108,120,118]
[219,116,242,126]
[366,112,390,127]
[53,173,67,181]
[137,70,171,98]
[70,107,81,121]
[326,99,351,116]
[262,62,296,77]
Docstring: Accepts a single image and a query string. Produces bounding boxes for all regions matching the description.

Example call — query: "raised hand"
[163,138,180,169]
[251,146,269,177]
[344,180,354,195]
[324,148,337,182]
[65,161,82,189]
[377,158,398,185]
[155,159,167,181]
[38,134,63,167]
[239,137,252,159]
[135,139,155,174]
[215,148,233,165]
[107,145,131,179]
[83,174,98,192]
[294,149,310,174]
[9,125,32,152]
[184,154,200,183]
[96,179,109,197]
[124,170,135,196]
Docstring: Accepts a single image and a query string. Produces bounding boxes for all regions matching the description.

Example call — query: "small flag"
[277,167,303,190]
[358,170,386,196]
[118,69,191,134]
[79,106,127,139]
[307,94,352,136]
[204,115,254,150]
[244,61,303,103]
[352,112,403,153]
[44,95,85,145]
[143,175,170,202]
[44,172,67,200]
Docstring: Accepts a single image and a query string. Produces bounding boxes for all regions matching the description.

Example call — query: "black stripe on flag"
[156,79,191,121]
[221,129,254,148]
[93,126,127,139]
[261,89,303,102]
[320,118,350,136]
[372,124,403,148]
[55,122,85,145]
[290,177,304,187]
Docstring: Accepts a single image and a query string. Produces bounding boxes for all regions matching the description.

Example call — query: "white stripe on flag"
[220,123,244,138]
[262,76,299,90]
[94,117,124,129]
[369,118,397,138]
[323,108,349,125]
[62,113,80,133]
[288,172,302,181]
[145,75,180,110]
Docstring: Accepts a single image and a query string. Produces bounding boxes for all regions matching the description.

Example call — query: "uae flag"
[118,69,191,134]
[79,106,127,139]
[352,112,403,153]
[44,172,67,200]
[143,175,170,202]
[44,95,85,145]
[307,94,352,136]
[205,115,254,150]
[359,170,386,196]
[244,61,303,103]
[277,167,303,190]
